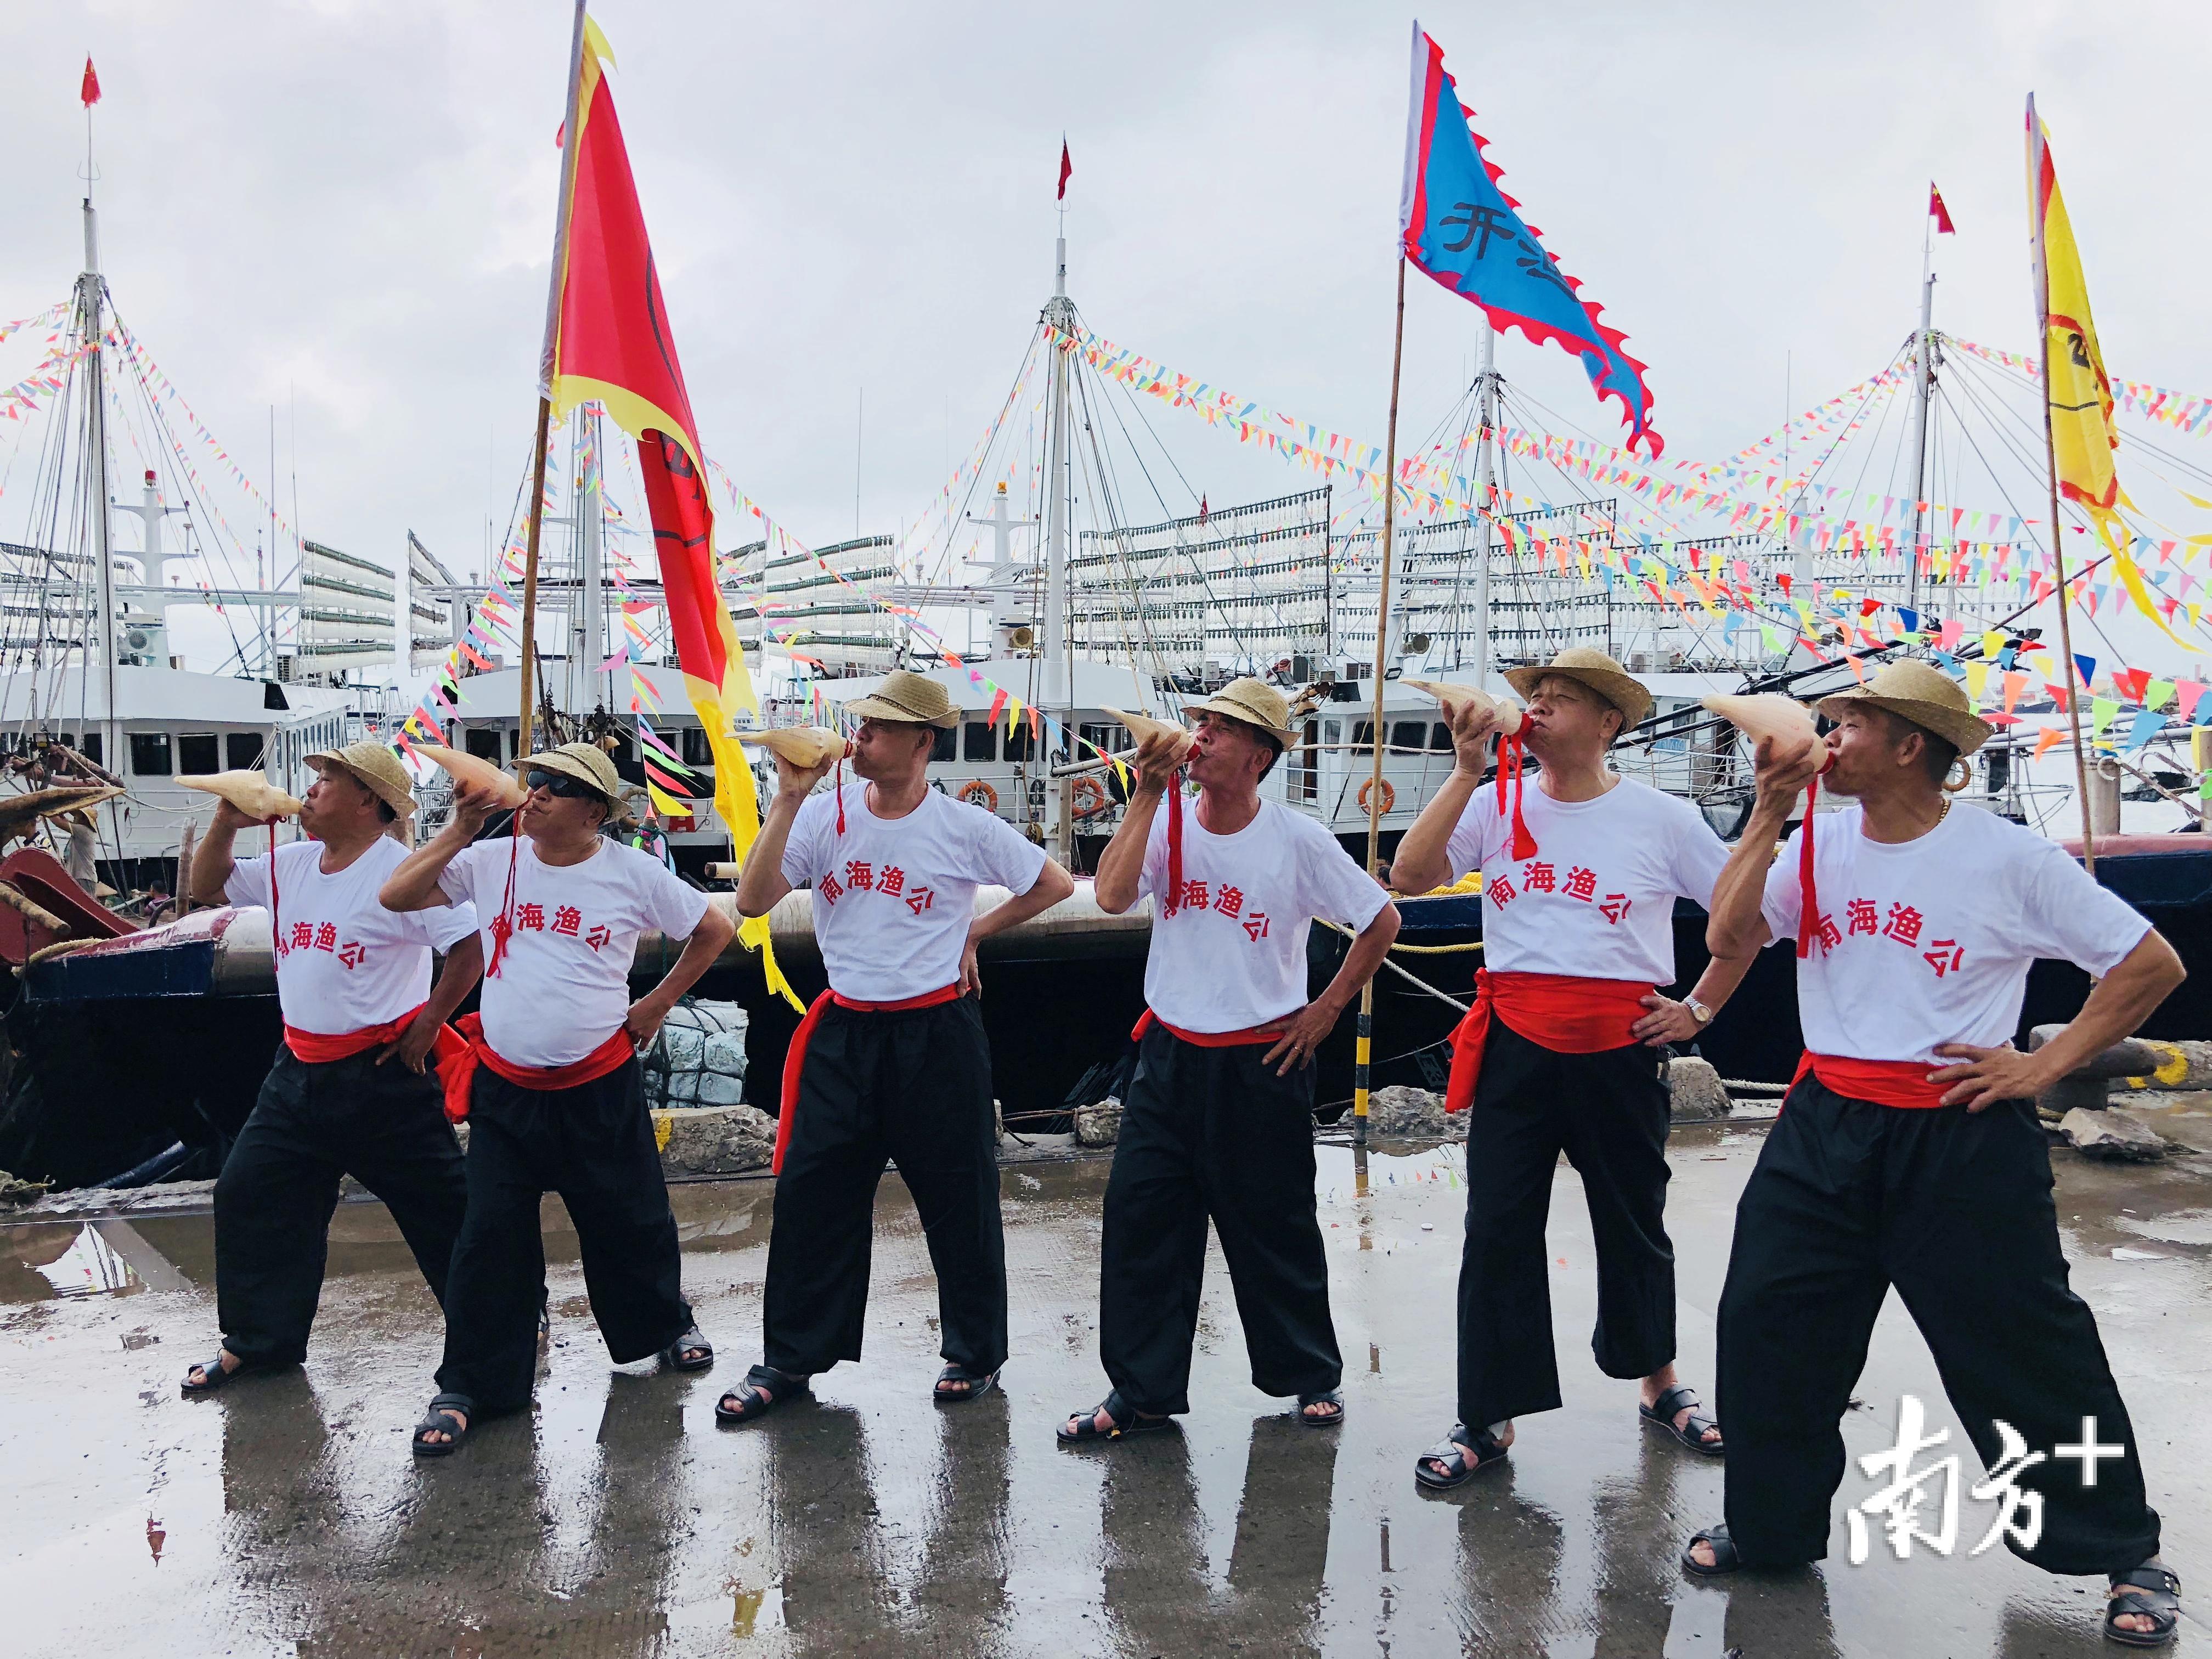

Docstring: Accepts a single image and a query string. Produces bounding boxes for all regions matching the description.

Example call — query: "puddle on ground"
[3,1222,147,1302]
[2113,1207,2212,1249]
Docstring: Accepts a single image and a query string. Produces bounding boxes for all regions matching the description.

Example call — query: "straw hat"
[1183,676,1300,744]
[844,669,960,728]
[511,740,625,805]
[305,740,417,819]
[1503,647,1655,730]
[1817,658,1993,757]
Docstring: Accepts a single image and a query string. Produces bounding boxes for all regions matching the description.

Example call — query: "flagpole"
[1355,256,1409,1149]
[2030,94,2097,873]
[520,0,591,763]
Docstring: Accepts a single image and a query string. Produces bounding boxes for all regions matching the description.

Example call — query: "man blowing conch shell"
[180,743,483,1398]
[1389,648,1757,1487]
[1061,676,1400,1443]
[721,670,1074,1424]
[380,741,736,1459]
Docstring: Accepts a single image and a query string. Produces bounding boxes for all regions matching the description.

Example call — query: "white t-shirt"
[227,837,479,1036]
[1137,795,1391,1032]
[437,836,712,1065]
[1443,775,1729,984]
[781,781,1051,1002]
[1760,803,2153,1064]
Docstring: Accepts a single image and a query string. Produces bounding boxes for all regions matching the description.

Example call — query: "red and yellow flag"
[542,14,798,1007]
[2027,97,2187,650]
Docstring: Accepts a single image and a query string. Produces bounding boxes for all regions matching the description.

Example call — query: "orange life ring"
[1358,777,1396,815]
[957,780,999,812]
[1071,776,1108,817]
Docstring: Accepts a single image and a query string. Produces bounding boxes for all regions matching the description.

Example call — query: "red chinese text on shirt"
[1808,897,1966,977]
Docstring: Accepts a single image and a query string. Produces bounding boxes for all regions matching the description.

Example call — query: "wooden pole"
[517,395,552,761]
[2029,95,2097,873]
[1353,258,1409,1148]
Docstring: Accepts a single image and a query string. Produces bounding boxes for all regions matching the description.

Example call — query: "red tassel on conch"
[1795,769,1822,960]
[834,757,847,837]
[1497,733,1538,860]
[267,824,282,967]
[487,835,520,978]
[1163,767,1186,915]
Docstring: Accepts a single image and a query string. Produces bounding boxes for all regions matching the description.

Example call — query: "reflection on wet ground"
[2,1125,2205,1655]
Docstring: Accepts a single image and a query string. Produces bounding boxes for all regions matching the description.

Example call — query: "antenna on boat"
[1902,197,1938,619]
[1042,140,1075,715]
[1474,323,1498,688]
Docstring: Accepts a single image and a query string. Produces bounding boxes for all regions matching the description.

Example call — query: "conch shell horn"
[742,727,850,769]
[1404,679,1526,735]
[1701,693,1829,772]
[413,744,529,810]
[178,771,305,821]
[1104,707,1194,763]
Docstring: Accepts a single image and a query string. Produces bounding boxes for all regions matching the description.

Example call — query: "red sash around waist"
[1129,1007,1286,1048]
[775,983,965,1173]
[439,1012,635,1124]
[284,1004,428,1064]
[1443,969,1656,1114]
[1791,1051,1951,1110]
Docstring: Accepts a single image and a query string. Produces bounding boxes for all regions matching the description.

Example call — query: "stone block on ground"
[2058,1107,2173,1163]
[654,1104,775,1176]
[1075,1097,1122,1147]
[1364,1085,1451,1138]
[1667,1057,1731,1121]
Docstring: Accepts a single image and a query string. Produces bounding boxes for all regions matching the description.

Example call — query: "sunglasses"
[524,769,598,799]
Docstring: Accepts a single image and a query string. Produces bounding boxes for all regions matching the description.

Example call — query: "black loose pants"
[215,1045,469,1367]
[1099,1023,1341,1415]
[763,995,1006,1377]
[1458,1023,1677,1429]
[1718,1075,2160,1574]
[436,1057,693,1412]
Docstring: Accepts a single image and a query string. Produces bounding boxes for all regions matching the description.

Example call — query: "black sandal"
[411,1392,474,1458]
[1641,1384,1724,1456]
[715,1364,808,1426]
[660,1325,714,1373]
[1413,1422,1508,1488]
[1297,1389,1345,1429]
[1681,1523,1743,1578]
[180,1352,253,1397]
[2106,1564,2181,1648]
[933,1364,1000,1404]
[1056,1390,1172,1443]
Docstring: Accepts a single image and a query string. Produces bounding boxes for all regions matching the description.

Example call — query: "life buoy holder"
[1071,776,1109,817]
[958,780,999,812]
[1358,777,1396,815]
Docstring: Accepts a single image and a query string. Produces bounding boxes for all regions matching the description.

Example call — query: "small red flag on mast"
[80,57,101,108]
[1057,138,1072,201]
[1928,182,1955,234]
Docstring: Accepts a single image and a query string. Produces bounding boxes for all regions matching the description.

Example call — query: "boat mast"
[78,189,117,757]
[1474,321,1498,687]
[1042,233,1073,711]
[1903,215,1937,618]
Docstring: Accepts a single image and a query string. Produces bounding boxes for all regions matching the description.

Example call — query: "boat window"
[1430,721,1454,753]
[177,733,219,775]
[1323,721,1341,746]
[507,729,522,760]
[1004,720,1034,763]
[603,729,635,762]
[681,726,713,769]
[129,732,172,776]
[930,725,958,763]
[963,721,996,762]
[465,727,502,763]
[79,732,100,765]
[1391,720,1426,754]
[227,732,265,770]
[1350,720,1374,754]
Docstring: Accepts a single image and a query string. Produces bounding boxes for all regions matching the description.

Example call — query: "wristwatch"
[1685,997,1714,1026]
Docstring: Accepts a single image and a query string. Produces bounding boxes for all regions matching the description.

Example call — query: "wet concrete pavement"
[4,1116,2209,1657]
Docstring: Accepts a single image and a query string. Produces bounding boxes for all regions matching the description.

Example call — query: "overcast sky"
[3,1,2207,674]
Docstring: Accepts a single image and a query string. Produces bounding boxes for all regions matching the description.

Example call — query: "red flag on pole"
[1928,183,1955,235]
[1057,138,1072,201]
[80,58,101,108]
[539,12,796,1008]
